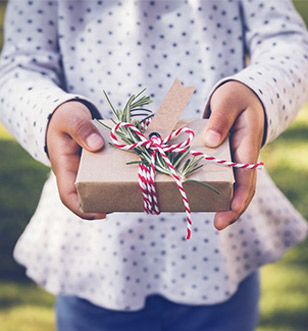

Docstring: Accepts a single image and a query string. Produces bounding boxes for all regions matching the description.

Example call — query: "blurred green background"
[0,1,308,330]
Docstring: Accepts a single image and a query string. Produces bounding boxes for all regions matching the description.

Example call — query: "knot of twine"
[110,122,263,239]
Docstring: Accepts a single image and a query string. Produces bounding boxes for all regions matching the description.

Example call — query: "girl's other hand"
[204,81,265,230]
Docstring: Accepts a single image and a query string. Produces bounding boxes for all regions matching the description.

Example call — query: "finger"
[66,117,104,152]
[214,210,237,230]
[214,165,257,230]
[213,109,259,230]
[204,88,243,148]
[215,103,262,226]
[55,153,106,220]
[214,168,256,230]
[231,106,264,162]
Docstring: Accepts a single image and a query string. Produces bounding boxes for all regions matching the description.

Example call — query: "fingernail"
[204,130,221,147]
[86,133,104,150]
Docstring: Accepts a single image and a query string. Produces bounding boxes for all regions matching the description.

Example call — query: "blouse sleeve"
[0,0,97,167]
[204,0,308,146]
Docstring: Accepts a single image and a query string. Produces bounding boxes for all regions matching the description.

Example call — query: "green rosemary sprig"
[97,90,219,194]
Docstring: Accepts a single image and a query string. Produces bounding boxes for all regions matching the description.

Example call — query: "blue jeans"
[56,271,260,331]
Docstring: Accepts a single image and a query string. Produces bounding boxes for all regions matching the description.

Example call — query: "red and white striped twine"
[110,122,263,239]
[190,150,264,169]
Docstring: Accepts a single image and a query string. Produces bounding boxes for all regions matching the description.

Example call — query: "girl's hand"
[204,81,265,230]
[46,101,106,220]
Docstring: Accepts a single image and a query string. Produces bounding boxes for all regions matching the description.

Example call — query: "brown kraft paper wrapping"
[75,119,234,213]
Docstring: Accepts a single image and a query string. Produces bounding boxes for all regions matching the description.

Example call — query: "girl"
[1,1,307,330]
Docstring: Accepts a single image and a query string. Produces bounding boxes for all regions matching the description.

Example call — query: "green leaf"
[185,179,220,194]
[126,161,141,165]
[103,90,118,119]
[185,164,204,175]
[130,108,153,113]
[95,119,112,130]
[173,150,190,169]
[182,158,191,172]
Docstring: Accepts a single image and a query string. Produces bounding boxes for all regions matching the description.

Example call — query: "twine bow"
[110,122,195,238]
[110,122,264,239]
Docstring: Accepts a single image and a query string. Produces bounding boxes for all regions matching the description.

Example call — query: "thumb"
[68,117,104,152]
[204,110,238,148]
[204,85,243,148]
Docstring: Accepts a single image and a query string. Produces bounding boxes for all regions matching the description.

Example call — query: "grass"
[0,282,54,331]
[294,1,308,26]
[259,264,308,331]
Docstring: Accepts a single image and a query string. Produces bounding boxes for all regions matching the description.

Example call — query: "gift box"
[75,118,234,213]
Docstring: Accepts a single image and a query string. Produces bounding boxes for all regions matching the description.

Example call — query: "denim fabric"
[56,271,260,331]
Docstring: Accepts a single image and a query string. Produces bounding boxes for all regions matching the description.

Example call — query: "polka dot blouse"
[0,0,308,310]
